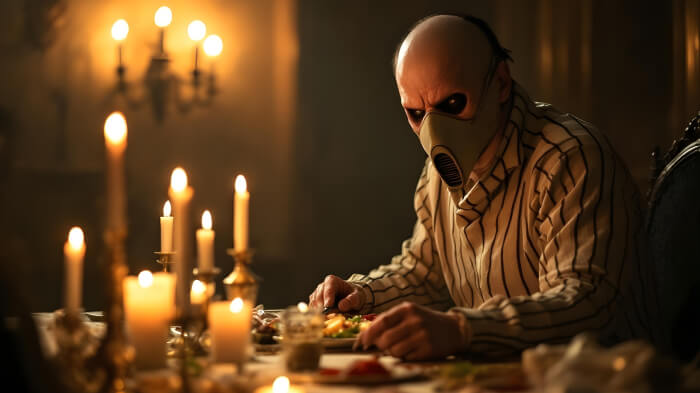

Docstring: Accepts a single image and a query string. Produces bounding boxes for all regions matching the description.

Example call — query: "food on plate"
[319,357,390,377]
[252,311,376,344]
[322,313,375,338]
[432,361,528,391]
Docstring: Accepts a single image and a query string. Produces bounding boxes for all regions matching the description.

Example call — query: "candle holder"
[223,249,260,305]
[91,229,133,393]
[154,251,176,272]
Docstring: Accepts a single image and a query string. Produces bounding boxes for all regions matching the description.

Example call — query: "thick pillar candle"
[233,175,249,252]
[196,210,214,271]
[209,298,252,364]
[64,227,85,317]
[160,200,173,253]
[168,167,194,315]
[123,270,175,370]
[103,112,128,233]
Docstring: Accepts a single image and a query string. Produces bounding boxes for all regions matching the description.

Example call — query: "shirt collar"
[454,83,529,216]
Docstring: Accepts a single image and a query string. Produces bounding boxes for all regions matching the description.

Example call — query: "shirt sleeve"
[449,137,642,356]
[348,161,453,314]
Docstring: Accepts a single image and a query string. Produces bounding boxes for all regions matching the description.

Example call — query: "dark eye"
[406,108,425,122]
[436,93,467,115]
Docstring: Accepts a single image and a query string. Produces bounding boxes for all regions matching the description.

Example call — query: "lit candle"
[203,34,223,58]
[208,298,252,364]
[196,210,215,271]
[111,19,128,70]
[254,376,305,393]
[104,112,128,234]
[188,20,206,75]
[160,200,173,253]
[154,6,172,55]
[190,279,207,305]
[64,227,85,317]
[123,270,175,370]
[168,167,194,315]
[233,175,249,252]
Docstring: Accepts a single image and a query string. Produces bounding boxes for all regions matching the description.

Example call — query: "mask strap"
[470,56,499,119]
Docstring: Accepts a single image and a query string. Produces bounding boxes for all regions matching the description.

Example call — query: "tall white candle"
[233,175,249,252]
[196,210,215,271]
[160,200,173,253]
[169,167,194,315]
[123,270,175,370]
[64,227,85,317]
[104,112,128,233]
[209,297,252,364]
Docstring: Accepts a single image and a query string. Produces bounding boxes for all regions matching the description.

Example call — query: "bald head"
[394,14,513,134]
[395,15,494,86]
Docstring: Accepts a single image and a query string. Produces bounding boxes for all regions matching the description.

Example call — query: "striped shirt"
[349,83,663,355]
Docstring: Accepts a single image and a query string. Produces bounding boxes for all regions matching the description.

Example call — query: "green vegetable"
[330,326,360,338]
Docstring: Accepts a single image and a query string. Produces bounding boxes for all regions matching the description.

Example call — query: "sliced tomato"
[362,313,377,321]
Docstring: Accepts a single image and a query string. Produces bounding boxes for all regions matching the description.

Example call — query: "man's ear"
[495,61,512,103]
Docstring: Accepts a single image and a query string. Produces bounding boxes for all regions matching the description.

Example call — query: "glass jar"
[280,305,324,372]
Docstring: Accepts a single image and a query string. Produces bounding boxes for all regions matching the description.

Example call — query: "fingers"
[374,318,415,352]
[337,288,363,312]
[322,275,350,308]
[308,283,324,308]
[359,303,410,349]
[389,331,426,359]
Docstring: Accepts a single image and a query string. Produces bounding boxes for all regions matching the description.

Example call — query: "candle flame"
[201,210,212,230]
[229,297,244,313]
[170,167,188,192]
[297,302,308,312]
[154,6,172,28]
[138,270,154,288]
[68,227,84,249]
[104,112,127,145]
[163,200,171,217]
[203,35,223,57]
[234,175,247,193]
[188,20,206,41]
[272,376,290,393]
[191,280,206,295]
[111,19,129,41]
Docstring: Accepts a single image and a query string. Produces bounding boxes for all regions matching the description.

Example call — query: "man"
[309,14,661,359]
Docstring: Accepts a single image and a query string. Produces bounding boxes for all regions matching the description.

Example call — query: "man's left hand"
[355,302,468,360]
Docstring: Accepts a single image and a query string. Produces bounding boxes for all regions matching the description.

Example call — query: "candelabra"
[109,9,223,123]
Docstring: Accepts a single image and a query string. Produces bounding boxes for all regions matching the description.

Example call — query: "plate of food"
[252,310,377,350]
[308,357,424,385]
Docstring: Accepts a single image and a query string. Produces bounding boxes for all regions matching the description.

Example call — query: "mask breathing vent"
[433,153,463,188]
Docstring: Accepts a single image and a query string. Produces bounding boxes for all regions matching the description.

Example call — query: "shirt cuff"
[447,308,474,351]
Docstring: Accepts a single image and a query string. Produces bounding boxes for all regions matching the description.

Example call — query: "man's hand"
[356,302,468,360]
[308,275,366,312]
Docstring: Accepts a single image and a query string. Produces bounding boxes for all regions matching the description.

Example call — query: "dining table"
[32,311,525,393]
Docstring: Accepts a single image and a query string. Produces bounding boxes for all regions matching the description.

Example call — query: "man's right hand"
[308,275,366,312]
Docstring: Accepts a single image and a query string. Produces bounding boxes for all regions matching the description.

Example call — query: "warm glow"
[104,112,127,145]
[234,175,247,193]
[191,280,206,295]
[154,6,172,28]
[67,227,84,250]
[163,200,171,217]
[203,34,223,57]
[201,210,212,230]
[297,302,308,312]
[229,297,244,313]
[170,167,188,192]
[272,376,290,393]
[111,19,129,41]
[138,270,154,288]
[188,20,206,41]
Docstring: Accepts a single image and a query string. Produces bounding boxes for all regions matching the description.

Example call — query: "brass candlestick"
[223,249,260,305]
[154,251,175,272]
[92,229,132,393]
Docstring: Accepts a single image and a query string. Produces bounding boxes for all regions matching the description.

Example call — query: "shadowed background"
[0,0,696,311]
